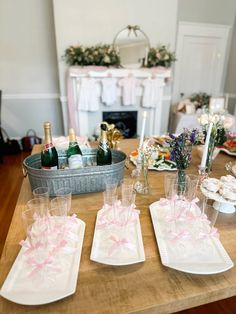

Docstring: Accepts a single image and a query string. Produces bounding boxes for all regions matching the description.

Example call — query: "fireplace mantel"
[65,66,171,137]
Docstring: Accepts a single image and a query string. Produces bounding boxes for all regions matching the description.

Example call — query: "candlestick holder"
[198,166,209,183]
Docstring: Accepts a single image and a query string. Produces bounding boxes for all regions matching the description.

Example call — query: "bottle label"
[99,142,110,152]
[42,165,58,170]
[42,143,53,152]
[68,154,83,169]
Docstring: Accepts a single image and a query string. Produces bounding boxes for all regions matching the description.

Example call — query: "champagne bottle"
[41,121,58,170]
[96,123,112,166]
[67,128,83,169]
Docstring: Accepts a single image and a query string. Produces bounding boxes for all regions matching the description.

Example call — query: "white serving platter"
[130,156,177,172]
[219,147,236,157]
[90,209,145,266]
[150,201,234,275]
[0,217,85,305]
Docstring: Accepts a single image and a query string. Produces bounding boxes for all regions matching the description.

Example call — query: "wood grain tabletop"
[0,139,236,314]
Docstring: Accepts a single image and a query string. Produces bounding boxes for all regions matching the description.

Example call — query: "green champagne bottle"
[67,128,83,169]
[96,123,112,166]
[41,122,58,170]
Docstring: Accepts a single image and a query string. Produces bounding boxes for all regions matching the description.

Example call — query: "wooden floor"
[0,152,236,313]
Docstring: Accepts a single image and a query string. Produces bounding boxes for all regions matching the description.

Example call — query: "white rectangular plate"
[0,218,85,305]
[150,201,234,275]
[90,209,145,266]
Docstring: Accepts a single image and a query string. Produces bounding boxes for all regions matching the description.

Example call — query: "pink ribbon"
[198,227,219,240]
[19,240,42,255]
[27,257,60,277]
[48,239,67,257]
[97,202,138,230]
[170,230,192,243]
[108,235,135,256]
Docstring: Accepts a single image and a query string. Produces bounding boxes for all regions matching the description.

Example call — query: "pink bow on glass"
[170,230,192,243]
[27,257,60,277]
[108,235,135,256]
[198,227,219,240]
[19,240,42,255]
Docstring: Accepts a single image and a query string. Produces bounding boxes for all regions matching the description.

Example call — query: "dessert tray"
[150,200,234,274]
[201,176,236,214]
[0,217,85,305]
[90,206,145,266]
[219,147,236,157]
[219,138,236,156]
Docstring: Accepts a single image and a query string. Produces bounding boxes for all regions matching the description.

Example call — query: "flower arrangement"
[198,112,227,172]
[168,129,202,170]
[147,45,176,68]
[64,44,120,67]
[190,92,211,110]
[199,113,227,147]
[168,129,203,189]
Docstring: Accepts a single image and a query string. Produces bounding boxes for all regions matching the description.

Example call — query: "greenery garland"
[64,44,176,68]
[147,45,176,68]
[64,44,120,67]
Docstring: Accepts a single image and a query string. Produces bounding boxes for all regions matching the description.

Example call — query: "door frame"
[173,22,231,102]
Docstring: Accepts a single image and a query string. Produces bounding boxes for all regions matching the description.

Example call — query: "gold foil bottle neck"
[69,128,76,142]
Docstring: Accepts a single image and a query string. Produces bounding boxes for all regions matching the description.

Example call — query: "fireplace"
[102,111,137,138]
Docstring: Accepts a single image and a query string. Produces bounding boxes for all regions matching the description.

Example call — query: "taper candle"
[200,122,213,169]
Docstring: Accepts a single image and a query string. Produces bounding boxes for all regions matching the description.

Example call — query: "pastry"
[202,178,220,193]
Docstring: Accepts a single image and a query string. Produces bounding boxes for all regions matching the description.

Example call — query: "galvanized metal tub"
[23,148,126,196]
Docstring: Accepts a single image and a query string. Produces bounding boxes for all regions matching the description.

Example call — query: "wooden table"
[1,139,236,314]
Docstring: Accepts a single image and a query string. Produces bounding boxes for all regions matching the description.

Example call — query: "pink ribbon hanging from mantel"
[67,70,79,134]
[107,235,135,256]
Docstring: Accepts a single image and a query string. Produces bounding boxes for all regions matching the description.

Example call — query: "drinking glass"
[26,197,49,217]
[50,197,69,216]
[164,174,177,200]
[185,174,199,201]
[55,187,72,214]
[21,206,50,263]
[33,187,49,200]
[50,197,69,242]
[105,182,118,196]
[103,191,118,207]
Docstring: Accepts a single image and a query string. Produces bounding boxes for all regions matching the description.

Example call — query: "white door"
[173,22,231,102]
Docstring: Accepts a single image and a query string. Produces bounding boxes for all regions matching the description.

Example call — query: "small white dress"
[101,78,117,106]
[77,78,100,111]
[142,78,165,108]
[118,76,139,106]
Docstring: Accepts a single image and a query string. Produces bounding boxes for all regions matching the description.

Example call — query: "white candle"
[200,122,213,169]
[138,111,147,154]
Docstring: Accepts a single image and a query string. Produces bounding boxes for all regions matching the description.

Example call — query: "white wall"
[178,0,236,96]
[178,0,236,25]
[0,0,62,137]
[53,0,178,135]
[225,17,236,94]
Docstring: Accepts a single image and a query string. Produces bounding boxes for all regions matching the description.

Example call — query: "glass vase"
[134,158,149,194]
[177,168,187,194]
[205,142,215,174]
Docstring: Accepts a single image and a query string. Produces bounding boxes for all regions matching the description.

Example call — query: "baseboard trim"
[2,93,60,100]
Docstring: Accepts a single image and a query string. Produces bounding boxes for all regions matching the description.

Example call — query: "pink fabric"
[67,71,79,133]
